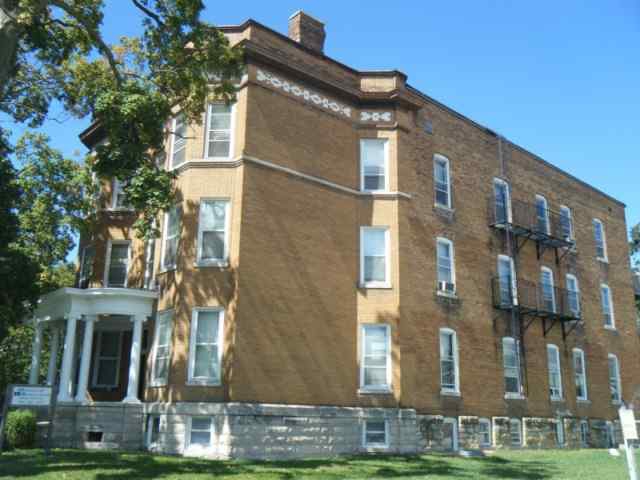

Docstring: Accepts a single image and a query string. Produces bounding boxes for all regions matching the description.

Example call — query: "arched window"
[433,154,452,208]
[439,328,460,394]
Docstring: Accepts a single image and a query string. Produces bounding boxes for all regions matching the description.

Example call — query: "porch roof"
[34,287,158,322]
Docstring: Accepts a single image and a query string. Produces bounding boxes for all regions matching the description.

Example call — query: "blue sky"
[5,1,639,250]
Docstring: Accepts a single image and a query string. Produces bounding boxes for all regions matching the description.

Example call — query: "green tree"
[630,222,639,268]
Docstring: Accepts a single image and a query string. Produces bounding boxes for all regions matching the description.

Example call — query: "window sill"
[186,380,222,387]
[436,290,458,299]
[604,326,617,332]
[612,400,623,406]
[433,203,454,213]
[194,261,229,269]
[105,208,135,213]
[158,267,177,274]
[441,389,461,397]
[597,257,609,264]
[362,444,390,451]
[359,282,392,290]
[358,387,393,395]
[550,397,565,403]
[577,399,591,404]
[504,393,525,400]
[149,382,168,388]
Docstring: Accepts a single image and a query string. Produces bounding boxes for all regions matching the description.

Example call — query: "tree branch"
[131,0,164,27]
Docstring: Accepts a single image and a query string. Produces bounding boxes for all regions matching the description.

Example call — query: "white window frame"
[593,218,608,262]
[146,414,162,448]
[478,418,492,448]
[433,154,452,209]
[608,353,622,404]
[436,237,456,294]
[150,310,173,387]
[559,205,574,242]
[78,245,95,288]
[186,416,215,453]
[443,417,459,451]
[161,205,181,271]
[439,328,460,395]
[359,324,392,393]
[362,419,389,449]
[535,194,550,234]
[503,337,522,398]
[546,344,563,400]
[170,114,187,169]
[196,199,231,267]
[555,419,565,447]
[540,266,557,313]
[187,307,224,386]
[572,348,588,402]
[497,255,518,306]
[204,102,236,161]
[359,226,391,289]
[601,283,615,329]
[90,330,123,389]
[580,420,589,447]
[493,178,512,224]
[110,178,131,211]
[566,274,581,317]
[510,418,522,447]
[103,240,131,288]
[360,138,389,193]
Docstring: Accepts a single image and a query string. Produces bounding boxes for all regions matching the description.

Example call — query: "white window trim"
[78,245,95,287]
[608,353,622,404]
[580,420,589,447]
[103,240,131,288]
[443,417,459,451]
[362,419,389,449]
[359,226,391,289]
[109,178,132,211]
[498,254,518,306]
[436,237,456,295]
[559,205,574,241]
[187,307,224,386]
[510,418,522,447]
[433,153,452,209]
[186,416,215,454]
[359,324,392,393]
[360,138,389,193]
[195,198,231,267]
[535,194,551,234]
[493,178,512,224]
[565,274,581,317]
[593,218,608,262]
[439,328,460,395]
[203,102,236,161]
[555,418,565,447]
[478,418,492,448]
[503,336,523,399]
[170,114,187,169]
[150,309,173,387]
[160,205,181,272]
[90,330,123,389]
[540,266,557,313]
[546,344,563,401]
[601,283,616,329]
[572,348,588,402]
[145,414,162,448]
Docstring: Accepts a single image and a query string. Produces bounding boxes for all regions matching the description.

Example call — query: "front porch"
[28,287,157,404]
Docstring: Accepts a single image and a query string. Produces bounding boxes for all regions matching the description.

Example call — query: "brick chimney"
[288,11,326,53]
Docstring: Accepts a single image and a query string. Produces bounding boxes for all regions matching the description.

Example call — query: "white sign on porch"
[619,405,638,441]
[10,386,52,406]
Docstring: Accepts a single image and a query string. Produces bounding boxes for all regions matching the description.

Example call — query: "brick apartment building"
[28,11,639,458]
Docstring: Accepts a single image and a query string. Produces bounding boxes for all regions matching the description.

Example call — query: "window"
[535,195,550,234]
[433,154,451,208]
[360,139,388,192]
[188,308,224,385]
[111,178,129,210]
[197,199,230,265]
[436,238,455,294]
[162,205,181,270]
[439,328,459,394]
[566,274,581,317]
[146,415,161,447]
[363,420,388,448]
[540,267,556,313]
[608,354,622,403]
[78,245,95,288]
[510,419,522,447]
[479,418,492,448]
[547,344,563,400]
[360,324,391,391]
[91,331,122,388]
[497,255,517,306]
[606,421,616,447]
[493,178,511,224]
[188,417,213,450]
[559,206,574,242]
[555,420,565,447]
[593,219,607,261]
[205,103,233,159]
[360,227,390,288]
[573,348,588,401]
[105,241,130,288]
[580,420,589,447]
[151,310,173,386]
[601,284,615,328]
[503,337,522,397]
[170,114,187,168]
[443,417,459,451]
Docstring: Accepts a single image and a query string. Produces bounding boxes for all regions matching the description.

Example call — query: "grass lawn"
[0,448,636,479]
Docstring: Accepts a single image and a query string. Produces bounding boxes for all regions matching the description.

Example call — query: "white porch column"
[75,315,97,403]
[46,326,60,386]
[123,314,144,403]
[28,321,44,385]
[57,316,79,402]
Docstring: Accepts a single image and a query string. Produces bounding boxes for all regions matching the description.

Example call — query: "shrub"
[4,409,37,449]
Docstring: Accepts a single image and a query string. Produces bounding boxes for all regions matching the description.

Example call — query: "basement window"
[87,431,103,443]
[363,420,388,449]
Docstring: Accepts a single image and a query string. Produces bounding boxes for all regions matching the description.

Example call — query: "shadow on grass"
[0,449,556,479]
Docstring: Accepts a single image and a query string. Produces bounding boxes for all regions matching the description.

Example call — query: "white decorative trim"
[256,69,352,118]
[360,111,392,122]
